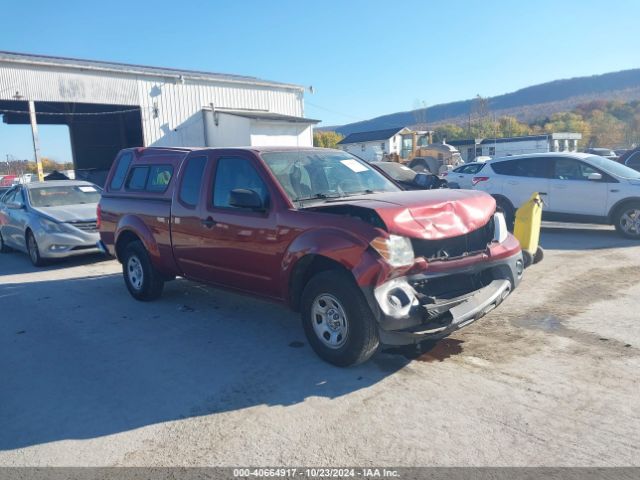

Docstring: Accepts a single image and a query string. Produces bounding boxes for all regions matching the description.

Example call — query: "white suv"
[471,152,640,238]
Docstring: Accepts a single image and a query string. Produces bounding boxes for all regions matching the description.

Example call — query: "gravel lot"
[1,223,639,466]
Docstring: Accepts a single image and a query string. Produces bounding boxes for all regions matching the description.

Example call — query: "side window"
[517,158,552,178]
[492,158,550,178]
[126,166,149,191]
[213,157,269,209]
[627,152,640,169]
[179,156,207,207]
[2,188,16,204]
[491,160,518,176]
[553,159,597,181]
[110,152,133,190]
[147,165,173,192]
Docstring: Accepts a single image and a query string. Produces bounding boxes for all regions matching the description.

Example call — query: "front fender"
[281,227,390,307]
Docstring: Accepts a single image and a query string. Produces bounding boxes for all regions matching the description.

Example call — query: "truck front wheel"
[122,240,164,301]
[300,271,379,367]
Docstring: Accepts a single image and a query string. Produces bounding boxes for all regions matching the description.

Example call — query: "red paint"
[99,147,521,306]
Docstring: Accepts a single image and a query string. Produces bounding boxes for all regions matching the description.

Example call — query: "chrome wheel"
[28,234,39,264]
[311,294,349,349]
[127,255,144,290]
[619,208,640,237]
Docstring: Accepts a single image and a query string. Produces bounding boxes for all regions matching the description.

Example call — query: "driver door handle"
[200,217,217,228]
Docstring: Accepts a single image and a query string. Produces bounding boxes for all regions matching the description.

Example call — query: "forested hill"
[326,68,640,135]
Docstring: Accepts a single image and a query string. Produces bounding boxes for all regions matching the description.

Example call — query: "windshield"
[586,155,640,180]
[374,162,417,183]
[261,150,400,203]
[28,184,102,207]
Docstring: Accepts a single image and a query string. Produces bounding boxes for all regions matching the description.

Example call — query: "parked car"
[98,147,525,367]
[470,152,640,238]
[586,148,618,161]
[445,162,487,189]
[371,161,447,190]
[622,148,640,172]
[0,180,103,265]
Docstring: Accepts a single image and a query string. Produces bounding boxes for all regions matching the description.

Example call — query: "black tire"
[613,202,640,239]
[495,196,515,231]
[522,250,533,269]
[533,246,544,264]
[300,270,379,367]
[0,229,11,253]
[122,240,165,301]
[26,230,46,267]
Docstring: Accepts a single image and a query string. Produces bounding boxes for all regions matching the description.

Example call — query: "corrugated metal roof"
[447,135,552,146]
[337,127,404,145]
[0,50,304,91]
[211,108,320,124]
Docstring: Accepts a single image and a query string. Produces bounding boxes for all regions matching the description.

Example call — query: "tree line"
[314,99,640,150]
[434,99,640,148]
[1,158,74,176]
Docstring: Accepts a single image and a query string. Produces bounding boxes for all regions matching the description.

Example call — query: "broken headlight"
[370,234,415,267]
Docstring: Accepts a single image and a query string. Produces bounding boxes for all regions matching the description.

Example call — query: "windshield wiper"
[294,192,343,202]
[342,189,377,196]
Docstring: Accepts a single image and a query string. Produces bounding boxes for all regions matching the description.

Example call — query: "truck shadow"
[0,251,111,274]
[0,273,414,451]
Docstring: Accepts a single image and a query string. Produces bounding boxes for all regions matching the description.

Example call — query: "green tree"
[433,124,465,142]
[313,131,344,148]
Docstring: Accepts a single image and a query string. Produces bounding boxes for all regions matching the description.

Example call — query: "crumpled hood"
[31,203,98,223]
[321,190,496,240]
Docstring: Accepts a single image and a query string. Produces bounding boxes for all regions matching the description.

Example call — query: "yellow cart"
[513,192,544,268]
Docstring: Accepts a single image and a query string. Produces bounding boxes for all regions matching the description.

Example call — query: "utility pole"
[28,101,44,182]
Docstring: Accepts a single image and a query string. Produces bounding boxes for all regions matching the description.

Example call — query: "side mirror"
[587,172,603,181]
[229,188,264,210]
[7,201,24,210]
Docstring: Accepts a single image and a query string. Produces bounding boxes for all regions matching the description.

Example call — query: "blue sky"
[1,0,639,162]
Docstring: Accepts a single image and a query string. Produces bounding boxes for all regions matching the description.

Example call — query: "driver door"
[180,152,285,298]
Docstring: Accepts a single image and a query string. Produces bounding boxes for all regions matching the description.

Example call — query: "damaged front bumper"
[363,251,524,346]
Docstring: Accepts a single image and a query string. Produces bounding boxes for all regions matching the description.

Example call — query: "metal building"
[0,51,318,184]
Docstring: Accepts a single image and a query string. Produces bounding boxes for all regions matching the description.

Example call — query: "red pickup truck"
[98,147,524,366]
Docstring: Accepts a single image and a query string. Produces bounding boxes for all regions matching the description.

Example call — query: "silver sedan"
[0,180,102,266]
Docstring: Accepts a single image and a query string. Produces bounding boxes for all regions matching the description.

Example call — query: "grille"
[411,215,495,261]
[67,221,98,232]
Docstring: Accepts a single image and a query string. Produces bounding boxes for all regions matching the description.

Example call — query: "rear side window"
[179,156,207,207]
[126,166,150,191]
[491,158,550,178]
[110,152,133,190]
[147,165,173,192]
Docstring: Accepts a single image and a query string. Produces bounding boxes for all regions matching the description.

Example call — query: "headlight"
[370,234,415,267]
[38,217,66,234]
[493,212,508,243]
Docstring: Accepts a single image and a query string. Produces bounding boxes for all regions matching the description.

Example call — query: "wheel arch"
[288,254,355,311]
[113,215,161,263]
[607,197,640,224]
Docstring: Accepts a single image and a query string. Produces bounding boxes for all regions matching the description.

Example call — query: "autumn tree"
[313,131,344,148]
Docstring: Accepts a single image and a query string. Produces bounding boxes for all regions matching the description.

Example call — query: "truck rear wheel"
[122,240,164,301]
[300,271,379,367]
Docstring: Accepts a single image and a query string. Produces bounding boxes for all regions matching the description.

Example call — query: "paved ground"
[1,223,639,466]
